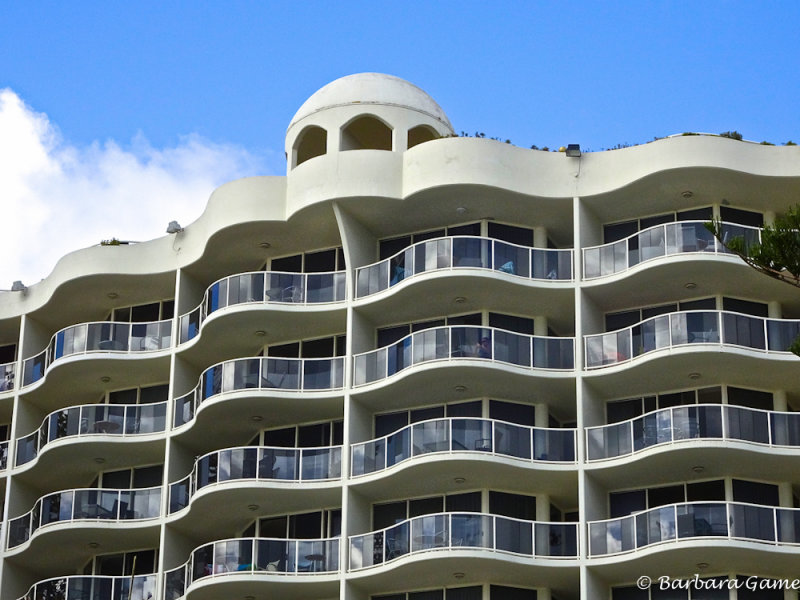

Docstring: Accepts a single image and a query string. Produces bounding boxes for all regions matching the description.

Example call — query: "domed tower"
[285,73,454,173]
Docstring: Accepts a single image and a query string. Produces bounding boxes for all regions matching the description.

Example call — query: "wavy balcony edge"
[177,270,346,344]
[353,325,575,388]
[355,235,573,300]
[173,356,344,429]
[351,416,576,478]
[349,511,578,571]
[584,309,800,369]
[168,444,342,514]
[21,318,173,388]
[7,485,162,550]
[589,500,800,557]
[586,403,800,462]
[14,401,167,468]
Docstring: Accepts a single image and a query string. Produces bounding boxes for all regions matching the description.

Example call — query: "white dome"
[288,73,452,131]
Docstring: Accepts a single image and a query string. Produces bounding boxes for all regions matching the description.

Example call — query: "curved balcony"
[354,325,574,387]
[585,310,800,369]
[0,360,14,393]
[349,512,578,570]
[21,319,172,387]
[587,403,800,462]
[589,501,800,557]
[168,444,342,514]
[352,417,575,477]
[356,236,573,299]
[7,486,161,549]
[165,536,340,597]
[18,574,157,600]
[174,356,344,427]
[582,220,761,279]
[15,402,167,467]
[178,270,346,344]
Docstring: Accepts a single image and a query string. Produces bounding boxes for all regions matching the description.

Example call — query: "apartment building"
[0,72,799,600]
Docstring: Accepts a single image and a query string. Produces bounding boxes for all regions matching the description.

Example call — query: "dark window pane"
[447,586,482,600]
[373,501,408,529]
[378,325,410,347]
[447,313,482,326]
[414,229,445,242]
[302,337,334,358]
[109,389,138,405]
[610,490,646,518]
[488,313,534,335]
[263,428,296,447]
[410,406,444,423]
[271,254,303,272]
[489,491,536,520]
[639,213,675,230]
[289,511,322,538]
[131,303,161,322]
[304,249,337,272]
[380,236,412,260]
[489,400,535,426]
[446,492,481,512]
[409,591,443,600]
[677,207,713,221]
[412,319,446,332]
[447,401,482,417]
[680,297,716,311]
[697,387,722,404]
[96,553,125,575]
[642,304,677,319]
[732,479,779,506]
[648,485,685,508]
[259,516,287,538]
[376,412,409,437]
[103,469,132,489]
[161,300,175,319]
[606,310,640,331]
[488,222,533,246]
[139,384,168,404]
[448,223,481,237]
[720,207,764,228]
[298,423,329,447]
[409,496,443,517]
[722,297,769,317]
[607,399,642,423]
[728,387,773,410]
[612,587,648,600]
[133,465,163,488]
[490,585,537,600]
[687,480,725,501]
[604,221,638,243]
[269,342,300,358]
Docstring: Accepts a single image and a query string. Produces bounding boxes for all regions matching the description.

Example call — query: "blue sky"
[1,1,799,285]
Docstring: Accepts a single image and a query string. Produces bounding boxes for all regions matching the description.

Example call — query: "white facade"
[0,73,799,600]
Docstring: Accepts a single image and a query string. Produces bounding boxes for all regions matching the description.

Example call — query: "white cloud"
[0,88,270,287]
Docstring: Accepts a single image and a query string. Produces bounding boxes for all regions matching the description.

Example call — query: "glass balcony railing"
[178,270,346,343]
[18,574,157,600]
[168,445,342,514]
[0,440,7,471]
[349,512,578,569]
[7,486,161,549]
[354,325,574,386]
[14,402,167,467]
[174,356,344,427]
[165,536,340,596]
[589,501,800,557]
[583,220,762,279]
[21,319,172,387]
[352,417,575,476]
[585,310,800,369]
[356,236,573,298]
[0,360,14,392]
[587,404,800,461]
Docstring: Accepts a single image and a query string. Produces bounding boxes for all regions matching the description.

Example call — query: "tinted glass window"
[720,207,764,228]
[488,222,533,246]
[604,221,638,243]
[304,249,337,272]
[610,490,646,518]
[686,480,725,501]
[271,254,303,272]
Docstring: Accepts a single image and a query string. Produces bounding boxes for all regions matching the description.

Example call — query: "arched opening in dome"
[293,126,327,168]
[407,125,439,149]
[340,115,392,151]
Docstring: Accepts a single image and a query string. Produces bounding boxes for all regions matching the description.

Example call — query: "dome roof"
[288,73,452,131]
